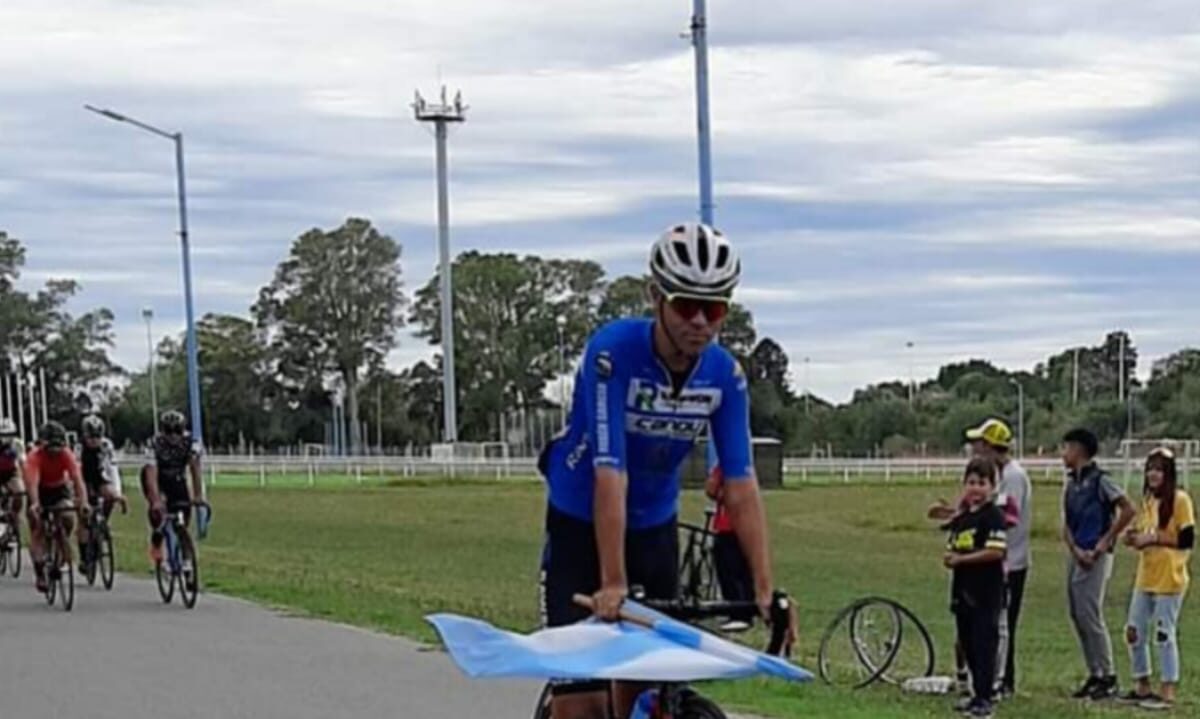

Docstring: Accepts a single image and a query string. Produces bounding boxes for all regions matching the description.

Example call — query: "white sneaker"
[718,619,751,633]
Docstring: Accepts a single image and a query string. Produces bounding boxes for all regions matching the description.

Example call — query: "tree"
[410,252,604,441]
[254,218,406,454]
[597,275,650,324]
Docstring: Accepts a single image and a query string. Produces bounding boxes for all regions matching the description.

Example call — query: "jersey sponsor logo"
[595,351,613,379]
[596,382,610,455]
[626,413,708,440]
[565,434,589,470]
[626,379,721,416]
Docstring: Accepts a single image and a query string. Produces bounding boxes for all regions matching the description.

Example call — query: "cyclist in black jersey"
[139,410,205,565]
[77,415,124,569]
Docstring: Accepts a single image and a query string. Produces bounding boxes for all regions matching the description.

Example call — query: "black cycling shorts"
[539,504,679,629]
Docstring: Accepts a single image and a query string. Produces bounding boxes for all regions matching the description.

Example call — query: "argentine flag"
[427,601,812,683]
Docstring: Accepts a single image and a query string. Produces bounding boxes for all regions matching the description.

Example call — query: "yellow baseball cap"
[965,418,1013,449]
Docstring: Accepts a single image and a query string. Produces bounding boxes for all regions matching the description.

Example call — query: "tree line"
[3,222,1199,457]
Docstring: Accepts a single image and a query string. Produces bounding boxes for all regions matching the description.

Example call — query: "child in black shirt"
[944,457,1008,717]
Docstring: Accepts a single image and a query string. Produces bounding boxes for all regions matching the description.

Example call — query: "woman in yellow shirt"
[1121,447,1195,709]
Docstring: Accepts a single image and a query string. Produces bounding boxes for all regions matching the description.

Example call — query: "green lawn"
[108,480,1197,718]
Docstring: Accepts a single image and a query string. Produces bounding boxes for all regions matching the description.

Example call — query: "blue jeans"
[1126,589,1185,683]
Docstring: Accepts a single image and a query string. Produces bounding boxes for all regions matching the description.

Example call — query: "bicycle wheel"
[178,528,200,609]
[8,523,21,578]
[155,551,175,604]
[818,599,900,688]
[46,536,59,606]
[531,682,552,719]
[849,600,903,676]
[84,535,98,587]
[99,526,115,590]
[678,689,728,719]
[870,599,934,685]
[59,537,75,612]
[0,532,8,575]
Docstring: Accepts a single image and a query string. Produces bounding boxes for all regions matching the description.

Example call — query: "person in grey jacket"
[1061,428,1135,701]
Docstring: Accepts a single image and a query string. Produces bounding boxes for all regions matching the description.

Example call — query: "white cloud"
[3,0,1199,404]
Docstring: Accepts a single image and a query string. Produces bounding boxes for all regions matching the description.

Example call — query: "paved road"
[0,563,541,719]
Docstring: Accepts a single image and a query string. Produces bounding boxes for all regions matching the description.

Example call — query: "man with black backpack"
[1061,428,1136,700]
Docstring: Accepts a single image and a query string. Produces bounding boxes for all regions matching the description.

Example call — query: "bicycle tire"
[178,528,199,609]
[867,598,934,685]
[677,689,728,719]
[848,600,903,677]
[531,682,552,719]
[84,535,98,587]
[46,530,64,606]
[817,598,901,689]
[9,523,21,578]
[100,526,115,590]
[156,559,175,603]
[59,537,74,612]
[0,531,8,576]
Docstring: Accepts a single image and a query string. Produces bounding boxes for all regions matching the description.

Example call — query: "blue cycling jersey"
[544,318,754,529]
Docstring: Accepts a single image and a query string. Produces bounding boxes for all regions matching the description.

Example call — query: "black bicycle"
[532,590,794,719]
[40,504,79,611]
[82,496,127,590]
[677,507,719,604]
[155,500,208,609]
[0,490,25,579]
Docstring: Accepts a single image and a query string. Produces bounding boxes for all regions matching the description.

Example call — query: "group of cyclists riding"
[4,220,778,717]
[0,408,206,595]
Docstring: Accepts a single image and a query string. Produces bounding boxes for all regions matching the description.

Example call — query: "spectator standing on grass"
[964,419,1031,699]
[1118,447,1194,711]
[704,458,755,630]
[928,418,1030,699]
[943,457,1008,719]
[1061,427,1135,701]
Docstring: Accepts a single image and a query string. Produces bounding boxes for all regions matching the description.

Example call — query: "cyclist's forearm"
[726,481,773,595]
[594,467,628,588]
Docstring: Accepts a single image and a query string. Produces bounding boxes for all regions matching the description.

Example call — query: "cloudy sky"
[2,1,1198,402]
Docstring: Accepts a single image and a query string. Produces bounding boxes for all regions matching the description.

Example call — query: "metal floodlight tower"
[413,87,467,444]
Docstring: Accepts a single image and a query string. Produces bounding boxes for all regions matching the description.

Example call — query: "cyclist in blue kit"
[539,222,788,719]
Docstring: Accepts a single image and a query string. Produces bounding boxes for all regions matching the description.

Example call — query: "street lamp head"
[556,315,567,329]
[84,104,127,122]
[142,307,154,320]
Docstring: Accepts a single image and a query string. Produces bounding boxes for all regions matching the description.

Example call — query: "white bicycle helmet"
[649,222,740,299]
[0,418,16,437]
[82,414,105,439]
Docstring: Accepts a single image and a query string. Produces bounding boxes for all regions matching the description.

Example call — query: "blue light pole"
[85,105,204,447]
[690,0,715,226]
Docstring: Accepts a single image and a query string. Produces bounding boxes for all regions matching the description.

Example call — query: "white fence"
[115,453,1184,489]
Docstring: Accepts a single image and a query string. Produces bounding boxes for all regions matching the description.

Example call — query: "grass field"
[105,479,1197,718]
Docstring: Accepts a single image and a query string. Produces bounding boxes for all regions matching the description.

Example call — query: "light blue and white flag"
[427,602,812,683]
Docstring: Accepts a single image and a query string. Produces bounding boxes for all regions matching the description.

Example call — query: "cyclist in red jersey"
[25,421,90,592]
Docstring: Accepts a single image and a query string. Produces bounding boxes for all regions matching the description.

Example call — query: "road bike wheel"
[155,553,175,604]
[99,526,115,590]
[868,598,934,685]
[0,532,8,575]
[8,523,21,578]
[818,598,900,688]
[46,535,59,606]
[678,689,728,719]
[59,535,75,612]
[178,528,200,609]
[849,600,903,676]
[531,682,552,719]
[84,535,98,587]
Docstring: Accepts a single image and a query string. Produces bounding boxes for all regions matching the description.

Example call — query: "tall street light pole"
[85,104,203,448]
